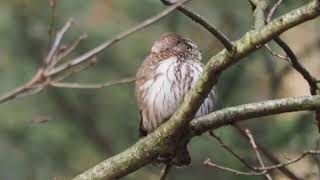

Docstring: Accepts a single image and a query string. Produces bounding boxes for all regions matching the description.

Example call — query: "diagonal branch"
[234,125,302,180]
[73,1,320,179]
[267,0,284,22]
[161,0,234,51]
[208,131,254,170]
[245,129,273,180]
[45,18,74,65]
[274,37,318,94]
[250,0,320,131]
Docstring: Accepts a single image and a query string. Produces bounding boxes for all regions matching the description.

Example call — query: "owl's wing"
[136,53,177,138]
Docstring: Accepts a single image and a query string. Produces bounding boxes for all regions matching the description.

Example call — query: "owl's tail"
[172,144,191,167]
[155,144,191,167]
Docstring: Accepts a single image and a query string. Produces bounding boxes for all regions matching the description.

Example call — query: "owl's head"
[151,32,201,61]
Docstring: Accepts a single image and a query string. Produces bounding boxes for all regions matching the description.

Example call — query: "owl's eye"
[186,44,192,51]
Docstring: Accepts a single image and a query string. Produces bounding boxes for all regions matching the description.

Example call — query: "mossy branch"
[191,95,320,133]
[73,1,320,179]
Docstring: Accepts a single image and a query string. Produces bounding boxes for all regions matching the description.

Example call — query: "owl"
[135,33,215,166]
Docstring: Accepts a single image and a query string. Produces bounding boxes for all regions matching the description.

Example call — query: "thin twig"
[0,85,32,104]
[49,33,88,68]
[204,158,265,176]
[208,131,254,170]
[51,77,135,89]
[204,149,320,177]
[52,57,97,82]
[0,69,44,104]
[264,44,289,61]
[48,0,57,50]
[267,0,284,23]
[234,125,302,180]
[256,150,320,171]
[274,37,318,95]
[245,129,264,167]
[245,129,273,180]
[161,0,234,51]
[45,18,74,65]
[159,164,172,180]
[46,0,191,76]
[0,0,190,104]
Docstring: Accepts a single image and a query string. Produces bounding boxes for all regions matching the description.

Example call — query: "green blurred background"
[0,0,319,179]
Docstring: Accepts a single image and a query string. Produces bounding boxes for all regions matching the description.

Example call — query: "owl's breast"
[137,56,214,132]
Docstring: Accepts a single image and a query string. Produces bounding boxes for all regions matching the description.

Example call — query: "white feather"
[141,57,215,131]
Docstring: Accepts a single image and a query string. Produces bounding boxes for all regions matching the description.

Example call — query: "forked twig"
[0,0,191,104]
[208,131,254,170]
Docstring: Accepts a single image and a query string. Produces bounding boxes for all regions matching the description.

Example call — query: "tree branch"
[191,95,320,133]
[161,0,234,51]
[234,125,302,180]
[251,0,320,131]
[46,0,191,76]
[204,150,320,176]
[45,18,73,65]
[50,77,135,89]
[267,0,284,23]
[245,129,273,180]
[73,1,320,179]
[0,0,190,104]
[208,131,254,170]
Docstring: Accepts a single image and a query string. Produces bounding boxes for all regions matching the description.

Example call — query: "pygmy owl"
[135,33,215,166]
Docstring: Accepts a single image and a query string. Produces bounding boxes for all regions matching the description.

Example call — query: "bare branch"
[245,129,273,180]
[45,18,74,65]
[264,44,289,61]
[234,125,302,180]
[0,0,190,105]
[274,37,318,94]
[0,85,32,104]
[273,37,320,131]
[204,158,264,176]
[161,0,234,51]
[250,0,269,30]
[267,0,284,23]
[208,131,254,170]
[49,33,88,68]
[48,0,57,49]
[204,150,320,176]
[46,0,191,77]
[191,95,320,133]
[0,69,45,104]
[53,57,98,82]
[274,5,320,129]
[256,150,320,172]
[250,0,320,131]
[51,77,135,89]
[245,129,264,167]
